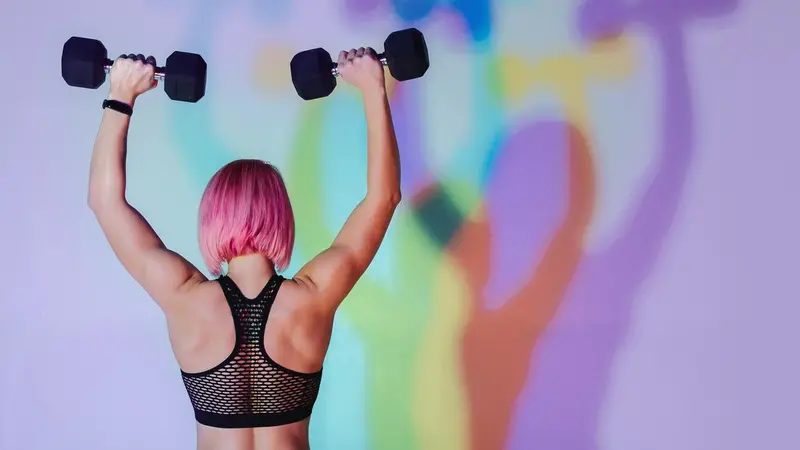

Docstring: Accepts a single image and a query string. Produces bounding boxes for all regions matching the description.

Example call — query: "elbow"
[389,190,402,207]
[87,186,105,213]
[87,195,105,215]
[381,190,402,210]
[364,186,401,211]
[87,188,124,214]
[87,190,100,212]
[366,188,401,206]
[87,171,127,212]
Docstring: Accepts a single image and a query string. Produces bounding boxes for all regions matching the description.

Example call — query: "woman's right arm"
[89,57,206,309]
[294,48,401,309]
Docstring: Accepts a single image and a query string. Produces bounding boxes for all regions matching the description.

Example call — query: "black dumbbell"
[290,28,430,101]
[61,37,208,103]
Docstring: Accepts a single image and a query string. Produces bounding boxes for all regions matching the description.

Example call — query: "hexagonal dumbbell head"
[164,51,207,103]
[62,37,109,89]
[290,48,337,101]
[383,28,430,82]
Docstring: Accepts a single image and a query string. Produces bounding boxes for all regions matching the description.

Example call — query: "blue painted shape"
[308,316,368,450]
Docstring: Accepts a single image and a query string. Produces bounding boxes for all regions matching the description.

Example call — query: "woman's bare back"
[165,275,334,450]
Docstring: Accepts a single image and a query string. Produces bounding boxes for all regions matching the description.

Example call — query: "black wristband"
[102,99,133,116]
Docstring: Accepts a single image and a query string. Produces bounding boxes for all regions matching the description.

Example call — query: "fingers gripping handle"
[330,54,388,77]
[102,58,167,81]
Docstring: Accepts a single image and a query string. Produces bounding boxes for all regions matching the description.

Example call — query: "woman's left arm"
[88,101,205,309]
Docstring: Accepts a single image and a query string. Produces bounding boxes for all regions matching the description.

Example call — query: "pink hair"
[198,159,294,276]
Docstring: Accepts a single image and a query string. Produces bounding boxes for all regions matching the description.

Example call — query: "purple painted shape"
[483,120,570,309]
[504,0,738,447]
[390,83,431,198]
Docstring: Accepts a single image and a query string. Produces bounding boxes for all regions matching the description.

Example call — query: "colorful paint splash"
[150,0,738,447]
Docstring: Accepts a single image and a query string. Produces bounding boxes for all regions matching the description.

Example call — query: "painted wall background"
[0,0,797,449]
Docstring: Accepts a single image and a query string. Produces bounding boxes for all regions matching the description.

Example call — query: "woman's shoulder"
[170,277,225,307]
[275,276,328,313]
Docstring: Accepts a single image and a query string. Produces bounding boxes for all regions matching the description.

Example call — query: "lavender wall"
[0,0,796,449]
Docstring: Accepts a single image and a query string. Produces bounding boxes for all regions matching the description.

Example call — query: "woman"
[88,48,401,450]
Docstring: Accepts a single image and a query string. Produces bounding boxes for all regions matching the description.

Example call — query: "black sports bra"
[180,275,323,428]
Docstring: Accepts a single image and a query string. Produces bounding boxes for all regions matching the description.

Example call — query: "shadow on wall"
[375,0,741,449]
[429,0,739,449]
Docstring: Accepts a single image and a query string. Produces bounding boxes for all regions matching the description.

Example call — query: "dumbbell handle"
[102,59,166,81]
[330,54,388,77]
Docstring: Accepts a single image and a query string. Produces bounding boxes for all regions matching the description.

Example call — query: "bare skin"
[172,255,324,450]
[88,48,400,450]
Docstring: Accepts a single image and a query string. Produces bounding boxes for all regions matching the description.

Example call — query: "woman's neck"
[226,254,275,295]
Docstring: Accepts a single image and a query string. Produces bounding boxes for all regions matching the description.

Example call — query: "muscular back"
[166,276,333,450]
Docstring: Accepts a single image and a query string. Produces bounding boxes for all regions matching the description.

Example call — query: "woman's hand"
[108,54,159,105]
[337,47,386,95]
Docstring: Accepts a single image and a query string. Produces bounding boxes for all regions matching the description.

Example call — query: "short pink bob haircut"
[198,159,294,277]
